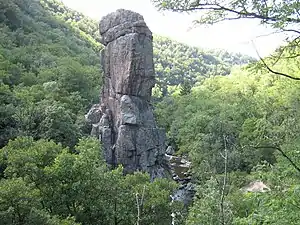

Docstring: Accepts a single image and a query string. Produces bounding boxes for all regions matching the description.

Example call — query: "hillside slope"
[0,0,254,147]
[0,0,102,147]
[153,36,255,95]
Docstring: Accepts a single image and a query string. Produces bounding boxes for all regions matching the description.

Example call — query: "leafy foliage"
[153,35,255,97]
[0,0,103,148]
[0,137,180,225]
[152,0,300,29]
[2,0,300,224]
[155,50,300,223]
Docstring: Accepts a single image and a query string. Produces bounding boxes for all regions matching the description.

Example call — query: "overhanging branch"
[282,29,300,35]
[162,2,300,24]
[252,41,300,80]
[254,146,300,174]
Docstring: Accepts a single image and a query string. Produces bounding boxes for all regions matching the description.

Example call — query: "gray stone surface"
[87,9,169,179]
[85,104,101,124]
[166,146,175,155]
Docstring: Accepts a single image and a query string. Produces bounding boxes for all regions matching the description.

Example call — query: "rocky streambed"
[165,150,196,206]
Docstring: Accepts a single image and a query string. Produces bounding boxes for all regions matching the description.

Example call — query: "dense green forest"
[153,0,300,224]
[155,64,300,224]
[0,0,103,149]
[1,0,300,224]
[152,37,254,96]
[0,0,182,224]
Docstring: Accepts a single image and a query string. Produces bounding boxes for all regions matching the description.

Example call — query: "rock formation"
[86,9,168,179]
[242,180,270,193]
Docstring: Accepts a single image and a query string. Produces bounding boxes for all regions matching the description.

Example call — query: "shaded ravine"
[165,150,196,206]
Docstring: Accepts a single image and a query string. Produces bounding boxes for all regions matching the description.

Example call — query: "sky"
[62,0,287,58]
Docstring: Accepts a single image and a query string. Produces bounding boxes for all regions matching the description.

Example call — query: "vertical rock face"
[86,9,168,179]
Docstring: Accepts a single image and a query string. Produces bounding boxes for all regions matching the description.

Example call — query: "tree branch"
[254,146,300,174]
[164,3,300,24]
[252,41,300,80]
[220,135,228,225]
[267,35,300,65]
[136,185,146,225]
[282,29,300,35]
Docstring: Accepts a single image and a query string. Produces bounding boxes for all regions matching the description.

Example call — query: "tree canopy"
[155,46,300,224]
[152,0,300,79]
[2,0,300,224]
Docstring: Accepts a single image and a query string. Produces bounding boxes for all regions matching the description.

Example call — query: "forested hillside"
[0,0,252,148]
[153,36,254,96]
[2,0,299,224]
[0,0,103,149]
[155,43,300,225]
[0,0,182,224]
[153,0,300,224]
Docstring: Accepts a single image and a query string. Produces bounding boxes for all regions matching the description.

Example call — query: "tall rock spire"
[86,9,168,179]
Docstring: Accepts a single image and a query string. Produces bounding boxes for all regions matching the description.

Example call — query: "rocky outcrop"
[86,9,169,179]
[242,181,270,193]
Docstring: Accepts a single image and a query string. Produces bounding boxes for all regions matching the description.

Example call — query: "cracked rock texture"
[86,9,169,179]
